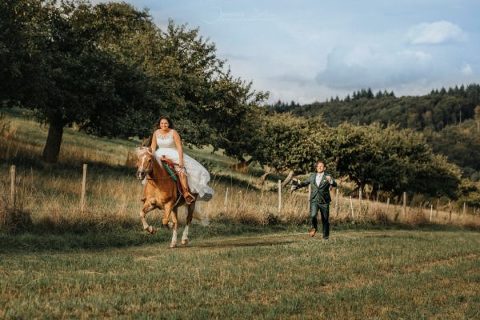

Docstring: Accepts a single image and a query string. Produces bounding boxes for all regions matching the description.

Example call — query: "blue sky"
[98,0,480,103]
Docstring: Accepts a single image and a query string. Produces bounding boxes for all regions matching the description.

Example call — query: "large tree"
[0,0,154,162]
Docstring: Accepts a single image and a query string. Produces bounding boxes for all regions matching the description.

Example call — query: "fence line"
[3,164,480,227]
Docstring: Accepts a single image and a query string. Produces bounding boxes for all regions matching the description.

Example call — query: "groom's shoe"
[308,228,317,237]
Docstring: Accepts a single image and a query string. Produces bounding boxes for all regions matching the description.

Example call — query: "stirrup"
[183,192,195,204]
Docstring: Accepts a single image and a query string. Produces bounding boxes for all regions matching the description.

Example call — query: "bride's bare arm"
[150,131,157,151]
[172,130,184,167]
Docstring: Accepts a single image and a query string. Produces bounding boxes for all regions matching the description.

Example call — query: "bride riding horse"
[135,147,196,248]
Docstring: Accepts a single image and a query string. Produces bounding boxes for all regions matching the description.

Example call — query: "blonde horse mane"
[135,147,152,158]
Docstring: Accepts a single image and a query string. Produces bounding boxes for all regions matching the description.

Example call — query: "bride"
[150,116,213,203]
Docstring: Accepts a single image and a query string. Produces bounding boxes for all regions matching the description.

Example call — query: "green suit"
[297,172,337,238]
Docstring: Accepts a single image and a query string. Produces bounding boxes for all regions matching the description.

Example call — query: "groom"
[292,160,337,239]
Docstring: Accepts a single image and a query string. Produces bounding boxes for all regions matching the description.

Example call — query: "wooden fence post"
[10,165,16,209]
[349,196,354,221]
[334,188,339,217]
[80,164,87,213]
[358,189,362,217]
[308,184,311,212]
[448,201,452,222]
[402,192,407,219]
[463,202,466,215]
[224,187,229,213]
[429,204,433,222]
[278,180,282,213]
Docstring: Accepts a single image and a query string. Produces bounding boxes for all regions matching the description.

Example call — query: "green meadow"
[1,111,479,319]
[1,227,479,319]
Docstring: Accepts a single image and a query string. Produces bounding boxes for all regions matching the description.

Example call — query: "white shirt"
[316,173,324,186]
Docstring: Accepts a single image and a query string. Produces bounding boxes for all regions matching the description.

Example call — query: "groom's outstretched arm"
[291,174,312,191]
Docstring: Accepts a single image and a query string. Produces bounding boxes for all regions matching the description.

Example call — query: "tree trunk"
[281,170,295,187]
[42,119,64,163]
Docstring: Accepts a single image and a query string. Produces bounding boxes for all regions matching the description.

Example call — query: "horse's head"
[135,147,153,180]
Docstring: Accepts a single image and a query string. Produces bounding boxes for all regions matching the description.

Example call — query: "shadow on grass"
[192,239,295,249]
[2,219,478,254]
[0,221,295,254]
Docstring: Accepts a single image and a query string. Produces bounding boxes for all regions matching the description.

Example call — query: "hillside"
[269,84,480,178]
[272,84,480,130]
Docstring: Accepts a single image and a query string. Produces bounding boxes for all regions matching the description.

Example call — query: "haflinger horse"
[135,147,196,248]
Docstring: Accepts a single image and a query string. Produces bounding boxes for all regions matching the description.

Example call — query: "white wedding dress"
[154,130,213,201]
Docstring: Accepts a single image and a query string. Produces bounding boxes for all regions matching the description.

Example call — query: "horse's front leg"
[181,203,195,245]
[170,206,179,248]
[140,201,156,234]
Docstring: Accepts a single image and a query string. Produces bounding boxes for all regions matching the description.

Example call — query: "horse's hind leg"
[181,203,195,245]
[169,206,178,248]
[140,203,156,234]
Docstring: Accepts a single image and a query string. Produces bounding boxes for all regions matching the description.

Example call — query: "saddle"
[160,158,178,182]
[160,157,195,204]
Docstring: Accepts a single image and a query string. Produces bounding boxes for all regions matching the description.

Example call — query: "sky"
[96,0,480,104]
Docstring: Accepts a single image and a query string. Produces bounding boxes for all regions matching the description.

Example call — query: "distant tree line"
[269,84,480,131]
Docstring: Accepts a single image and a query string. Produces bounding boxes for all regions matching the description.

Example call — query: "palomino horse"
[135,147,196,248]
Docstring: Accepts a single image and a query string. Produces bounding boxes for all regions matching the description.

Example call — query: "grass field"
[1,110,480,319]
[1,226,479,319]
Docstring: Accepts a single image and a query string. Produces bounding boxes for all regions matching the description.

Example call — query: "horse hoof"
[169,242,177,248]
[181,239,188,246]
[144,225,156,234]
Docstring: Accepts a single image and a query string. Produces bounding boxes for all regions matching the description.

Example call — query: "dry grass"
[1,111,480,232]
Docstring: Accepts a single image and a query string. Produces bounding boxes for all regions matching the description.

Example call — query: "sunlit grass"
[1,229,478,319]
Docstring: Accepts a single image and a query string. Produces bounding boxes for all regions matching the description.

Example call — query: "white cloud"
[407,21,467,45]
[461,64,473,76]
[315,45,436,90]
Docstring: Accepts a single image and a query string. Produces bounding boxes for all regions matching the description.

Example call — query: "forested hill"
[270,84,480,131]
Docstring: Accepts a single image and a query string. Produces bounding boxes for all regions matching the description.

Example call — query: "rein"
[145,160,177,181]
[143,158,184,207]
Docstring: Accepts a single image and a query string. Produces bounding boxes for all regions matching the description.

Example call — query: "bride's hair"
[156,116,175,129]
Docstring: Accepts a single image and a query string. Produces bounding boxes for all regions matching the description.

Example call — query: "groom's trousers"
[310,202,330,239]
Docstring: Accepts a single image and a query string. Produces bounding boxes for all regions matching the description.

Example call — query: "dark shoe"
[308,228,317,237]
[323,237,329,240]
